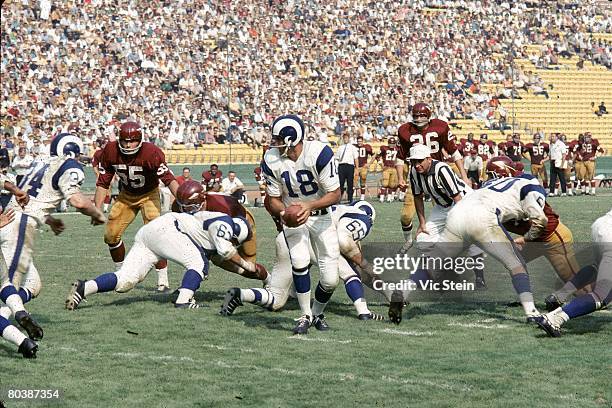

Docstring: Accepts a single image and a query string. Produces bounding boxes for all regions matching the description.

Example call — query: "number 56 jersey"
[95,141,175,194]
[9,157,85,225]
[261,141,339,207]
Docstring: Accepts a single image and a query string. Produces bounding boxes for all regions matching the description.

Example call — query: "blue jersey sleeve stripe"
[520,184,546,200]
[202,215,234,231]
[51,159,84,191]
[260,159,274,178]
[316,145,334,174]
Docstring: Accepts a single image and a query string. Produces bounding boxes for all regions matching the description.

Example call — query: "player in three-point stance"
[261,114,341,335]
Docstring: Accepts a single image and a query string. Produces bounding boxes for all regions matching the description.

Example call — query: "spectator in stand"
[11,146,33,185]
[221,170,247,204]
[175,167,192,186]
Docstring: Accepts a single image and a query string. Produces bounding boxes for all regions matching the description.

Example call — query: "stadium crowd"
[0,0,610,154]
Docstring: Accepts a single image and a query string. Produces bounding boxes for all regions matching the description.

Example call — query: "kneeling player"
[220,201,383,320]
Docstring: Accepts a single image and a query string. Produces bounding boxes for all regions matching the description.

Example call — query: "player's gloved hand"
[45,215,65,235]
[0,208,15,228]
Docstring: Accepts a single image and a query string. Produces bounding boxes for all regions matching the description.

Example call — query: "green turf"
[1,194,611,407]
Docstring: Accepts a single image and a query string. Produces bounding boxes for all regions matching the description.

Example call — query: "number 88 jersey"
[10,157,85,224]
[261,140,339,207]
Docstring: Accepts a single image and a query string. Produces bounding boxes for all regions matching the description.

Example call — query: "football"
[282,204,304,227]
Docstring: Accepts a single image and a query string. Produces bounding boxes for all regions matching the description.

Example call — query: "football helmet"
[480,133,488,141]
[50,133,84,159]
[584,133,592,142]
[533,134,541,142]
[512,133,521,143]
[231,216,252,244]
[486,156,520,180]
[352,200,376,222]
[118,121,143,155]
[176,180,206,214]
[411,103,432,128]
[467,133,474,142]
[388,136,397,146]
[271,114,305,154]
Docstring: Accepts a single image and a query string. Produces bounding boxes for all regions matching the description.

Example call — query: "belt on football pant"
[310,208,329,216]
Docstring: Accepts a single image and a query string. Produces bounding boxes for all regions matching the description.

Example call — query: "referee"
[335,133,359,202]
[408,144,484,276]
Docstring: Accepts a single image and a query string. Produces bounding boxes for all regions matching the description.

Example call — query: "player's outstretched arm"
[453,157,472,185]
[396,162,405,186]
[168,179,180,196]
[3,181,29,207]
[69,192,107,225]
[94,185,109,210]
[0,208,15,228]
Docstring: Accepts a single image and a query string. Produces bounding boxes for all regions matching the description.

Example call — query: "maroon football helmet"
[118,121,143,155]
[411,103,432,128]
[486,156,521,180]
[176,180,206,214]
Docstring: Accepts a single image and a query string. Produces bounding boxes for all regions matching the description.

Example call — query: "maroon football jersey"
[505,141,525,162]
[460,138,476,155]
[397,119,458,162]
[202,170,223,190]
[95,142,175,194]
[578,139,601,161]
[355,144,374,168]
[477,141,496,161]
[378,145,399,167]
[525,142,549,165]
[205,193,246,218]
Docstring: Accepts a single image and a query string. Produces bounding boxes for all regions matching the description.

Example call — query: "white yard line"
[378,328,435,337]
[286,336,352,344]
[447,322,510,329]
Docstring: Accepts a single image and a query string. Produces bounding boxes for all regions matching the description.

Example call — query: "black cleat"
[388,291,405,325]
[14,311,43,340]
[292,315,311,335]
[533,315,561,337]
[220,288,243,316]
[475,277,487,290]
[174,298,204,309]
[312,314,330,331]
[65,280,86,310]
[358,312,385,321]
[544,294,563,312]
[18,338,38,359]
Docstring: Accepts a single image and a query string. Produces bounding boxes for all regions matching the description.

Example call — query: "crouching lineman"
[389,157,548,323]
[65,186,254,310]
[534,209,611,337]
[1,133,106,342]
[221,200,383,320]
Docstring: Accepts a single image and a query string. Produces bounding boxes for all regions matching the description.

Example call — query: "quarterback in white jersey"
[535,209,612,337]
[66,206,253,310]
[262,115,341,334]
[221,201,384,320]
[0,133,105,341]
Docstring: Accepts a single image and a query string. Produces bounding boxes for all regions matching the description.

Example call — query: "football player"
[505,134,524,165]
[0,133,106,341]
[523,134,549,188]
[66,186,254,310]
[261,114,341,334]
[459,133,476,156]
[396,102,471,255]
[353,136,374,201]
[94,121,179,292]
[221,200,384,321]
[577,133,605,195]
[374,137,400,203]
[202,164,223,192]
[534,209,611,337]
[92,138,112,212]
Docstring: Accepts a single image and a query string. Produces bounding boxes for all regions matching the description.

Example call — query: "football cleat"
[292,315,311,335]
[358,312,385,321]
[65,280,86,310]
[157,285,171,293]
[14,311,44,340]
[475,277,487,290]
[544,294,563,312]
[18,338,38,359]
[174,297,204,309]
[220,288,243,316]
[388,291,405,325]
[312,314,330,331]
[533,315,561,337]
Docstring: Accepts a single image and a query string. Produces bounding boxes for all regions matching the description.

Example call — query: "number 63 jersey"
[9,157,85,225]
[261,140,339,206]
[95,141,175,194]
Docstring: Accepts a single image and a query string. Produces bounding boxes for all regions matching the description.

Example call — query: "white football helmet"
[352,200,376,222]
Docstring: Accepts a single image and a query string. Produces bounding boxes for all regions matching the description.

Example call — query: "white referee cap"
[408,144,432,160]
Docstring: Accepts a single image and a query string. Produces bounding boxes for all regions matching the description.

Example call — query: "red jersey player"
[94,121,179,292]
[396,103,470,251]
[252,145,269,207]
[354,136,374,201]
[201,164,223,191]
[504,134,525,164]
[375,137,400,202]
[524,134,550,187]
[477,134,496,162]
[92,138,113,212]
[459,133,477,156]
[577,133,605,195]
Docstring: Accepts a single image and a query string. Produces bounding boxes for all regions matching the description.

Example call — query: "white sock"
[0,306,11,319]
[103,203,109,212]
[1,324,27,346]
[157,267,169,287]
[311,299,327,316]
[296,291,312,317]
[360,194,365,200]
[402,228,413,242]
[176,288,194,304]
[84,280,99,297]
[353,298,370,315]
[114,261,124,270]
[263,273,272,286]
[591,187,596,194]
[519,293,537,316]
[5,294,25,314]
[241,289,256,303]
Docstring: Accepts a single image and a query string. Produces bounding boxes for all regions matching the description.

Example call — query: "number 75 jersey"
[96,141,175,195]
[261,141,339,206]
[10,157,85,224]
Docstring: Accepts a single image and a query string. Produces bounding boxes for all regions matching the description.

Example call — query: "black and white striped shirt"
[410,160,469,207]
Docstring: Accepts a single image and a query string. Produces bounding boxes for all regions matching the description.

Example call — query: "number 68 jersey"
[9,157,85,225]
[261,140,339,207]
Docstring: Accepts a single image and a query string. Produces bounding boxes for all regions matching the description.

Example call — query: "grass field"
[1,192,611,407]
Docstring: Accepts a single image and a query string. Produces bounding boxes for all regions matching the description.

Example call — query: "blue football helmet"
[271,115,305,151]
[352,200,376,222]
[232,216,252,244]
[50,133,84,159]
